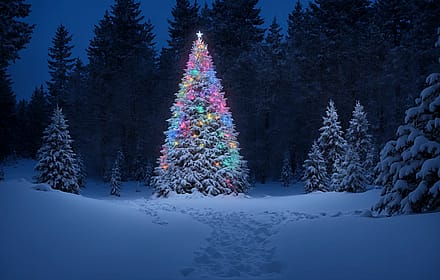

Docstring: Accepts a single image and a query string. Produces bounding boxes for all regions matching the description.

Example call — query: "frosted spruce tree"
[330,157,344,191]
[317,100,347,175]
[154,32,249,196]
[373,30,440,215]
[110,150,123,196]
[35,107,79,194]
[281,152,294,187]
[336,147,367,192]
[143,160,153,187]
[303,141,328,192]
[346,101,375,182]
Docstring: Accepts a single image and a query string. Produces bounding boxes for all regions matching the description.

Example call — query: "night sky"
[9,0,308,100]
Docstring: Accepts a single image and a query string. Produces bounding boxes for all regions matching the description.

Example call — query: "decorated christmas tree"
[153,32,249,196]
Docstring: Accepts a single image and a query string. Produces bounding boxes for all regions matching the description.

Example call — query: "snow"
[1,160,439,280]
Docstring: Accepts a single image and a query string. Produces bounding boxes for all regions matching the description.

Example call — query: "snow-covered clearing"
[1,160,439,280]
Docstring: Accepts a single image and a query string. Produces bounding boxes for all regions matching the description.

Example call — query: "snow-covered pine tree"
[110,151,123,196]
[346,101,375,183]
[330,157,344,191]
[143,160,153,187]
[281,152,294,187]
[35,107,79,194]
[153,32,249,196]
[76,153,86,188]
[373,29,440,215]
[303,141,328,192]
[317,100,347,175]
[338,147,367,193]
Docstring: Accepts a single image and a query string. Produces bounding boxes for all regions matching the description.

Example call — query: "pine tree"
[167,0,200,63]
[0,0,34,69]
[143,160,153,187]
[281,152,294,187]
[317,100,347,175]
[35,107,79,194]
[76,153,87,188]
[27,85,49,157]
[330,157,344,191]
[337,147,367,192]
[0,71,17,160]
[153,32,249,196]
[346,101,375,182]
[47,24,75,109]
[85,1,157,177]
[110,151,123,196]
[373,29,440,215]
[303,141,328,193]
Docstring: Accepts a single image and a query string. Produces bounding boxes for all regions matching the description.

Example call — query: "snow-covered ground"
[1,160,439,280]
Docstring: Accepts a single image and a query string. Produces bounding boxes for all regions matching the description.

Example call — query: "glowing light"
[229,142,237,149]
[214,161,220,167]
[207,113,212,120]
[197,106,204,113]
[196,31,203,40]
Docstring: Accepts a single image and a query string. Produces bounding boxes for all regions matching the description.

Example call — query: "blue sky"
[9,0,308,100]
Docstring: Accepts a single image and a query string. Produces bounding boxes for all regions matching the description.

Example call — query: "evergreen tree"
[317,100,347,174]
[85,0,157,177]
[303,141,328,193]
[27,85,49,157]
[76,153,87,188]
[374,30,440,215]
[208,0,265,180]
[346,101,375,182]
[35,107,79,194]
[330,157,344,191]
[143,160,153,187]
[253,17,286,182]
[47,24,75,109]
[110,150,123,196]
[337,147,367,192]
[281,152,294,187]
[0,0,34,69]
[167,0,200,64]
[0,72,17,160]
[15,99,29,156]
[154,32,249,196]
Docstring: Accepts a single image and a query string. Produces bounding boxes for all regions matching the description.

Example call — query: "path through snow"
[132,199,363,279]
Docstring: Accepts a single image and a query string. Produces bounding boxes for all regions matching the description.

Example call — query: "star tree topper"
[196,31,203,40]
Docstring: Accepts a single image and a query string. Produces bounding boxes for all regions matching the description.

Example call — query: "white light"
[196,31,203,40]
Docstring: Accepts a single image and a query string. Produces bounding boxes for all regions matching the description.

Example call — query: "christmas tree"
[154,32,249,196]
[35,107,79,194]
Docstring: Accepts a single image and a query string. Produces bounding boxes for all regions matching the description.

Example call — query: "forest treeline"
[1,0,439,183]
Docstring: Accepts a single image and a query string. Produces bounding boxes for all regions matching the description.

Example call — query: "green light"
[191,69,199,76]
[197,106,204,113]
